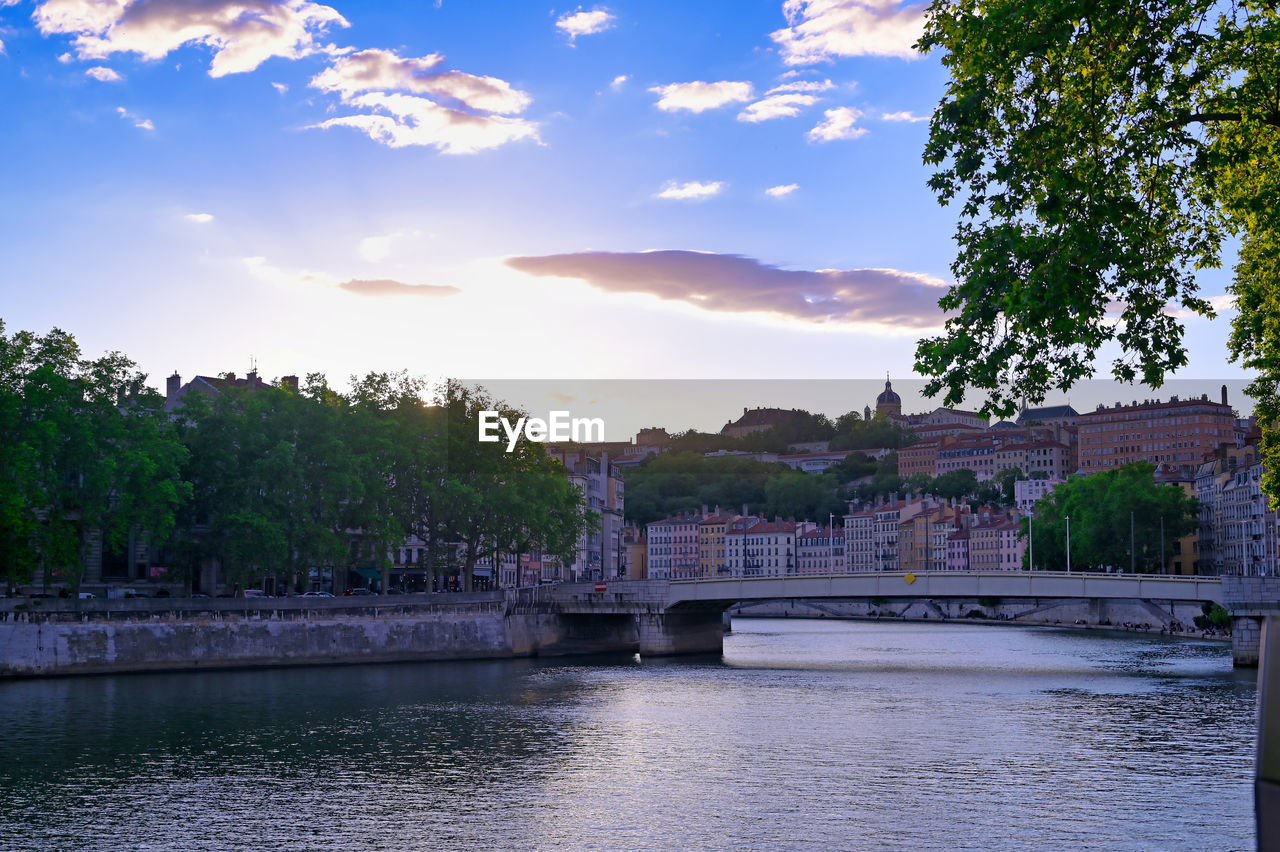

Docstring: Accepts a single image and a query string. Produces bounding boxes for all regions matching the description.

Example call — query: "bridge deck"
[665,571,1224,608]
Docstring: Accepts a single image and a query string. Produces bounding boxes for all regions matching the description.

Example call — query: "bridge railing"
[669,570,1222,585]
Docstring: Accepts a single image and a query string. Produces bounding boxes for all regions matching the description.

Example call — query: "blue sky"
[0,0,1248,413]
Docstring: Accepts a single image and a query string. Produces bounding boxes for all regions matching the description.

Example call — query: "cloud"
[767,78,836,94]
[34,0,350,77]
[271,81,288,94]
[338,278,460,298]
[766,184,798,197]
[807,106,866,141]
[771,0,928,64]
[116,105,153,130]
[650,80,753,113]
[84,65,122,82]
[738,93,818,122]
[611,74,628,90]
[0,38,5,56]
[183,212,214,223]
[556,7,615,39]
[654,180,724,201]
[310,48,529,113]
[358,229,417,262]
[309,48,537,153]
[244,256,461,298]
[881,109,927,122]
[505,250,949,328]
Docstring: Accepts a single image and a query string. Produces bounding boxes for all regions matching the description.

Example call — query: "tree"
[0,321,189,591]
[1025,462,1197,572]
[914,0,1280,502]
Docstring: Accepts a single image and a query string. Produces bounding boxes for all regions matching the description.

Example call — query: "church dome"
[876,378,900,406]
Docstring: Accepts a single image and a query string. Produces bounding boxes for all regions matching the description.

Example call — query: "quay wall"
[0,593,644,678]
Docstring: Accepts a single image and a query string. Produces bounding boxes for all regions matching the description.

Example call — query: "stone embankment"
[0,589,634,678]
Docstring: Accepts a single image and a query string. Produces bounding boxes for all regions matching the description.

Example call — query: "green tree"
[0,321,189,591]
[914,0,1280,501]
[1025,462,1197,572]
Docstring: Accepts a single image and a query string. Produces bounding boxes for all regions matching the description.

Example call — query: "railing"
[669,569,1222,585]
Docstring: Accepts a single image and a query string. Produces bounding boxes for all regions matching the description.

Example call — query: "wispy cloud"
[650,80,753,113]
[309,48,537,154]
[881,109,927,122]
[34,0,350,77]
[556,7,615,40]
[84,66,122,82]
[244,256,461,299]
[738,93,819,122]
[767,78,836,95]
[771,0,928,64]
[807,106,866,141]
[611,74,629,90]
[766,184,799,197]
[358,229,418,262]
[271,81,289,94]
[116,105,153,130]
[654,180,725,201]
[338,278,460,298]
[505,250,948,328]
[183,212,214,223]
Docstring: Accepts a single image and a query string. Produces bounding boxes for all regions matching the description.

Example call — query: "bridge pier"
[638,611,725,656]
[1232,616,1263,667]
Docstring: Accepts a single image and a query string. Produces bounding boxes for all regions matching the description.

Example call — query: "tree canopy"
[1025,462,1197,571]
[914,0,1280,500]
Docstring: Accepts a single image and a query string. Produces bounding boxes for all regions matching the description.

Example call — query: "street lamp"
[1065,514,1072,574]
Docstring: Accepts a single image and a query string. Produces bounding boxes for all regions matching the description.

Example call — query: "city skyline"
[0,0,1248,395]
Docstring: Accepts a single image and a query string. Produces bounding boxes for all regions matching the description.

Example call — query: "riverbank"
[732,611,1233,642]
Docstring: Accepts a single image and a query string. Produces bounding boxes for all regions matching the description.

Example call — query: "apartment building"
[1079,391,1235,471]
[796,527,846,574]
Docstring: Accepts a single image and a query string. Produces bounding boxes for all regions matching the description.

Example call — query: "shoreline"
[730,612,1233,643]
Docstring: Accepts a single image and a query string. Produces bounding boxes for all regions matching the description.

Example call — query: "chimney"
[247,369,259,389]
[742,503,749,517]
[1221,384,1229,406]
[166,372,181,405]
[702,504,709,515]
[281,375,299,393]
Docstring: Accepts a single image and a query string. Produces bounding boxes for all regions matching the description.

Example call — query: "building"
[1078,390,1235,471]
[621,527,648,580]
[722,407,796,438]
[898,440,941,480]
[164,369,299,413]
[796,526,846,574]
[646,513,702,579]
[725,518,803,575]
[1196,445,1278,576]
[1016,403,1079,429]
[548,450,625,582]
[898,504,960,574]
[698,509,735,577]
[969,511,1024,571]
[875,377,902,418]
[844,506,877,572]
[946,528,971,571]
[1014,478,1064,516]
[993,440,1074,479]
[778,450,860,474]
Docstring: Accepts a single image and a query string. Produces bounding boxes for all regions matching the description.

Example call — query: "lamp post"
[1028,513,1034,572]
[1065,514,1072,573]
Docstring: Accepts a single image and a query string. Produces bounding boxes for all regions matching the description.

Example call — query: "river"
[0,619,1257,851]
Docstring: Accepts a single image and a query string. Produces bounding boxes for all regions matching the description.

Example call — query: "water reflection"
[0,620,1256,851]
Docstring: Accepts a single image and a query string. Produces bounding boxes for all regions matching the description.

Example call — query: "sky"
[0,0,1252,426]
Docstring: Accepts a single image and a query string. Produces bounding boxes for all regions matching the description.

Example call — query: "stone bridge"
[547,572,1280,665]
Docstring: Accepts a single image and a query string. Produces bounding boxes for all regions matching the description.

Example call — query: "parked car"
[242,589,268,598]
[301,591,334,598]
[78,592,96,599]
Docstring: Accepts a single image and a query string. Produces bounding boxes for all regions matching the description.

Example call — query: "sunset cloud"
[309,48,537,154]
[654,180,724,201]
[771,0,928,64]
[338,278,460,298]
[556,8,615,40]
[650,80,753,113]
[505,250,948,328]
[807,106,866,141]
[34,0,350,77]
